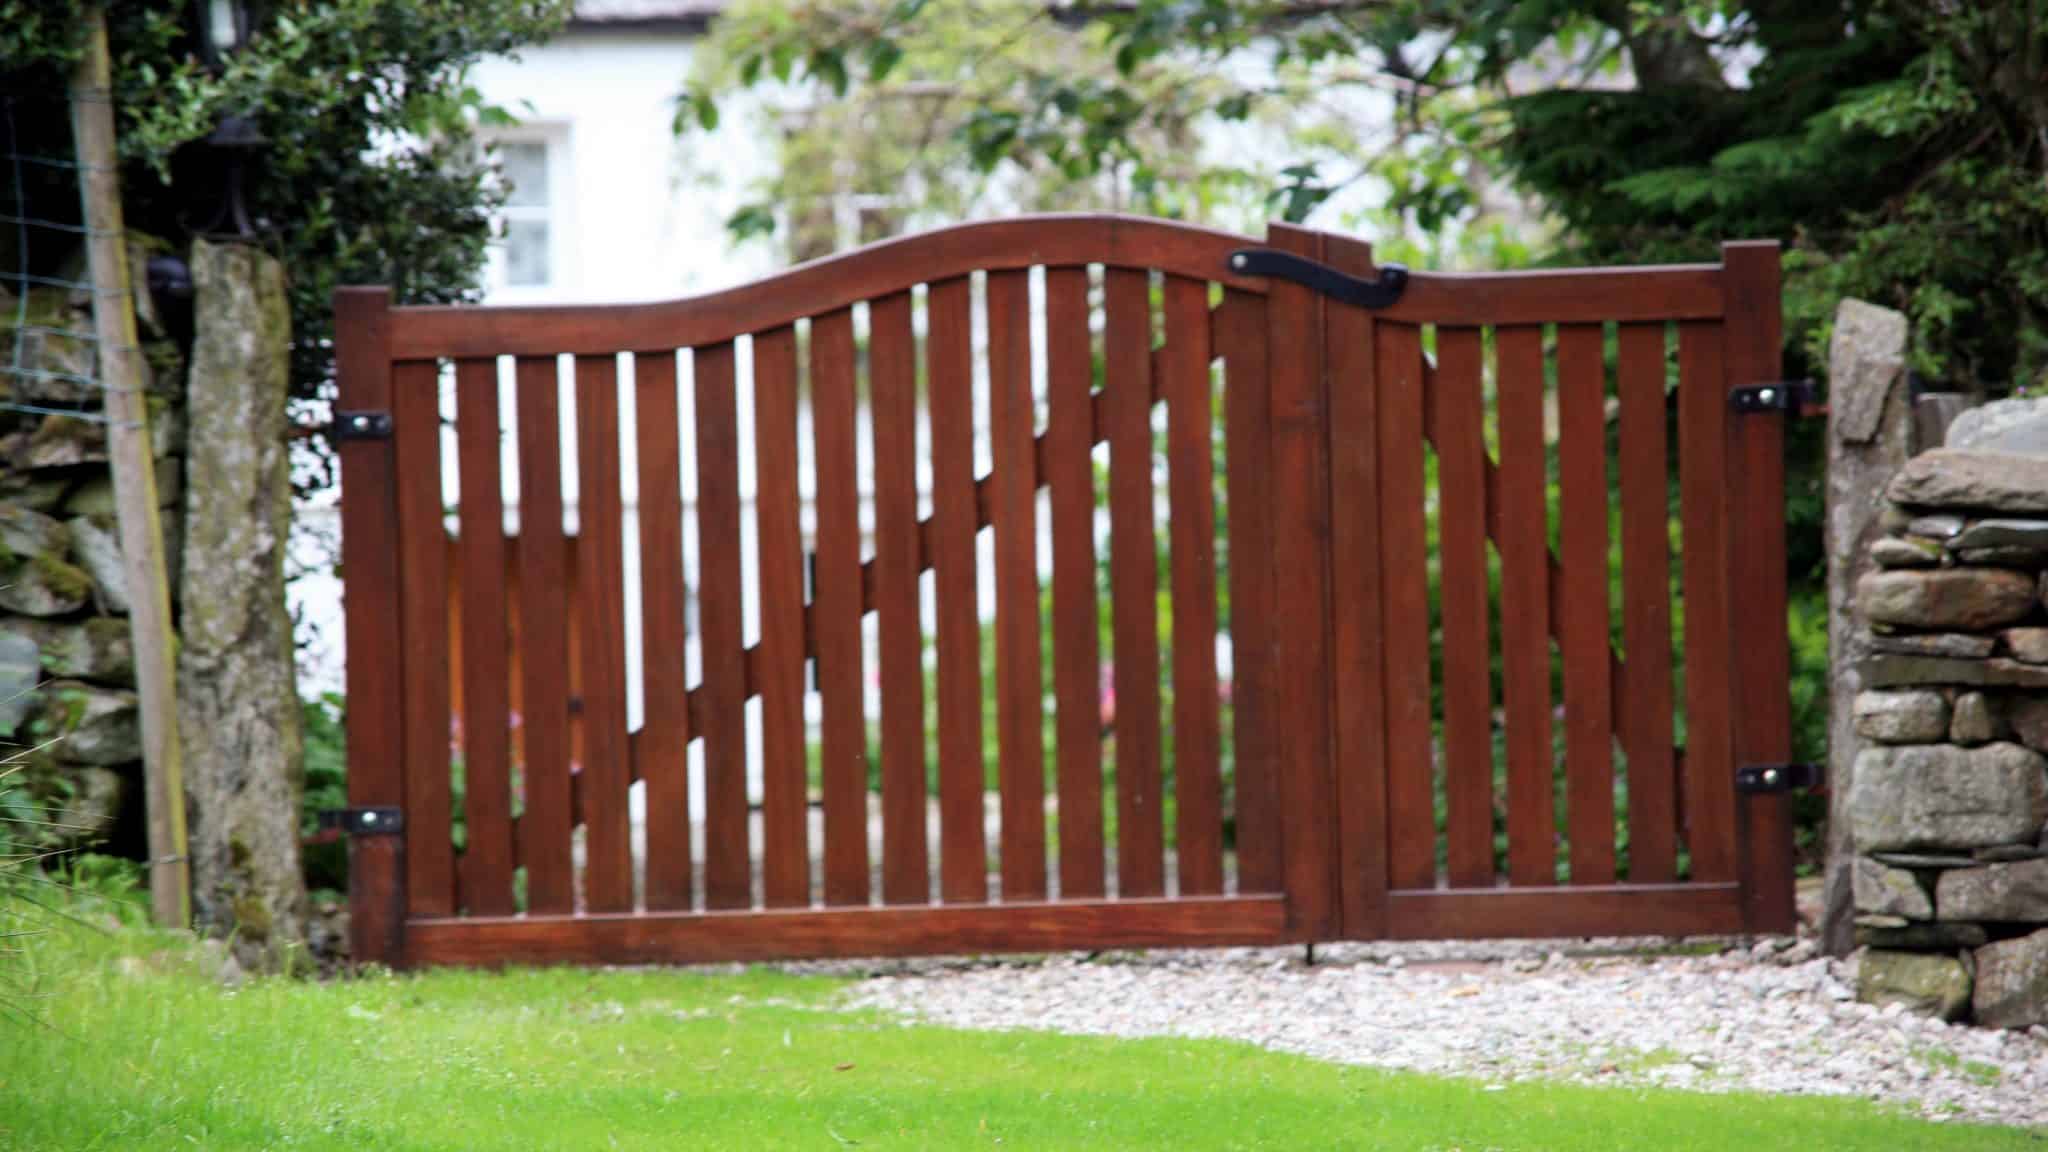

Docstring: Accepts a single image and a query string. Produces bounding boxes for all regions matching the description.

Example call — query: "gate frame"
[331,219,1797,969]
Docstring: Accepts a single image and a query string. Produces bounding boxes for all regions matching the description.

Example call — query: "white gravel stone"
[833,938,2048,1127]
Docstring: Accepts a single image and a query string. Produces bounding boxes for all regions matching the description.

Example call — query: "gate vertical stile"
[333,287,407,968]
[1319,233,1390,940]
[1723,241,1797,934]
[1262,224,1341,941]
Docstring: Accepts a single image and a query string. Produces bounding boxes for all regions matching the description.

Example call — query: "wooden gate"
[332,216,1795,968]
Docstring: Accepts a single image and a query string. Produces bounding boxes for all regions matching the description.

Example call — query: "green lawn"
[0,923,2037,1151]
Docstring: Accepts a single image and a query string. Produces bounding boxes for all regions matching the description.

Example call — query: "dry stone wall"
[0,242,183,856]
[1850,404,2048,1028]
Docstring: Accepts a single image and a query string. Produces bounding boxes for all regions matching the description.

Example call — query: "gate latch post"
[1735,762,1822,794]
[1730,380,1822,417]
[317,806,404,836]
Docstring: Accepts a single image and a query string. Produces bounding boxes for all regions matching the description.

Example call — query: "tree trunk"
[1823,298,1910,956]
[181,238,307,970]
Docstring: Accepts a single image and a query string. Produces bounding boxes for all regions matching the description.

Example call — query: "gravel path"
[838,938,2048,1127]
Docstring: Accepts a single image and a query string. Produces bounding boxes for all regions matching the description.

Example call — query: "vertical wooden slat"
[811,309,870,906]
[1164,275,1222,896]
[1496,325,1555,887]
[989,269,1047,901]
[393,358,453,917]
[1679,320,1736,886]
[1216,290,1280,896]
[1263,222,1336,933]
[694,342,750,910]
[633,351,692,910]
[753,327,810,907]
[517,356,576,915]
[1723,241,1793,931]
[1044,266,1103,900]
[1557,324,1617,885]
[574,354,634,912]
[1618,323,1677,883]
[334,287,405,964]
[1434,327,1493,889]
[454,359,514,916]
[1378,322,1434,892]
[928,278,988,904]
[870,293,931,905]
[1322,235,1388,933]
[1105,266,1163,899]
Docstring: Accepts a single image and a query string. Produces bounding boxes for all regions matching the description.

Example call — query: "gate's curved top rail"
[385,214,1263,359]
[376,212,1733,360]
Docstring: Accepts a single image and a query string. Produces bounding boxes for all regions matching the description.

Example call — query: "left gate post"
[334,287,408,968]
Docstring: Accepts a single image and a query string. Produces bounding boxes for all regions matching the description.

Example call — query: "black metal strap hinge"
[317,806,404,836]
[1735,762,1823,794]
[331,410,393,441]
[1730,380,1822,417]
[1229,249,1410,310]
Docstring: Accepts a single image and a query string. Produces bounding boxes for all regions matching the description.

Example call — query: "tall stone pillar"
[1823,299,1911,956]
[179,238,306,969]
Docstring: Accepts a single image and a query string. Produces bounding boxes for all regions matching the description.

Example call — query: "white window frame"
[481,124,572,302]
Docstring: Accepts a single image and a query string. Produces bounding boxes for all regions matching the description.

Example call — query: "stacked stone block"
[1850,422,2048,1028]
[0,258,184,853]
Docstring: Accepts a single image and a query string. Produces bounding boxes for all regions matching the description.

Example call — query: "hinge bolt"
[1763,767,1780,787]
[1231,254,1247,270]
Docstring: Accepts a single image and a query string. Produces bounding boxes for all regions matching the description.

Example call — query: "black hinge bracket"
[1735,762,1822,794]
[317,806,404,836]
[331,410,393,441]
[1228,249,1410,310]
[1730,380,1822,417]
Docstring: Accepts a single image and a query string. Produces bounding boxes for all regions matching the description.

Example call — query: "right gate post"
[1722,240,1798,935]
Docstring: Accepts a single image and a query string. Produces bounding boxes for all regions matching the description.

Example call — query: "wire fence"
[2,86,137,428]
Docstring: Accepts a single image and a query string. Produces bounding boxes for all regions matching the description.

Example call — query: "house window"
[494,137,553,289]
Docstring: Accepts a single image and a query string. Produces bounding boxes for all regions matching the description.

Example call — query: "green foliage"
[1,1,568,424]
[300,692,348,893]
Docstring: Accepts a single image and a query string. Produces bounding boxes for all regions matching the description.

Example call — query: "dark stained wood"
[1376,265,1723,327]
[334,288,406,964]
[1105,266,1165,900]
[1556,324,1617,885]
[1044,266,1104,900]
[1434,327,1493,888]
[632,351,692,911]
[1321,235,1389,932]
[1722,241,1794,932]
[1679,321,1737,885]
[870,293,931,905]
[1495,325,1555,888]
[388,215,1265,358]
[406,895,1291,966]
[574,354,634,912]
[1262,222,1337,931]
[989,269,1047,901]
[517,356,577,915]
[753,327,811,908]
[1164,275,1224,896]
[1387,883,1744,940]
[1215,290,1281,896]
[453,359,515,916]
[392,358,454,917]
[1617,323,1678,883]
[927,278,988,904]
[694,342,751,910]
[810,309,870,906]
[1377,322,1434,893]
